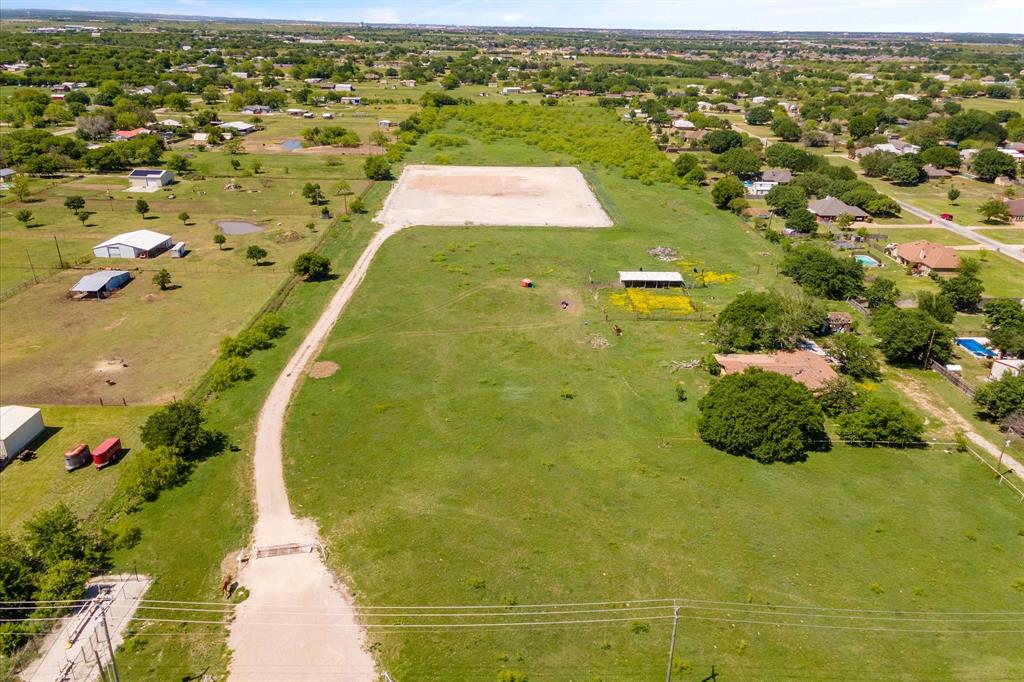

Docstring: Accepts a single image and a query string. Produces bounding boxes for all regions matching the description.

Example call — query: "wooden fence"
[931,360,976,397]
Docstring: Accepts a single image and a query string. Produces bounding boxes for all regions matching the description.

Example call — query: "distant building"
[714,350,839,390]
[808,196,868,222]
[760,169,793,184]
[113,128,151,140]
[69,270,131,298]
[826,312,854,334]
[618,271,684,288]
[991,358,1023,380]
[1004,198,1024,222]
[93,230,173,259]
[220,120,256,135]
[922,164,952,180]
[888,240,960,274]
[128,168,174,189]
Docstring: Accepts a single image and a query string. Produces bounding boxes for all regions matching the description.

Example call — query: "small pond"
[217,220,266,235]
[281,139,302,151]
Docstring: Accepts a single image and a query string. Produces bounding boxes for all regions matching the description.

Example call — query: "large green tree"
[872,307,954,366]
[836,396,925,447]
[697,368,828,463]
[973,374,1024,421]
[711,175,746,208]
[781,246,865,299]
[140,401,212,457]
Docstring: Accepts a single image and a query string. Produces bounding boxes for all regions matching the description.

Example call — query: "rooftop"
[714,350,839,390]
[70,270,130,293]
[95,229,172,251]
[618,271,684,283]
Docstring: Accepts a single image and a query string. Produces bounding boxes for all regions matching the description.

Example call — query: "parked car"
[92,437,122,469]
[64,443,91,472]
[940,213,953,221]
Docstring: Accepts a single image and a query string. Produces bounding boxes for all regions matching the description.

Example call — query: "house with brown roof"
[808,196,869,222]
[922,164,952,180]
[887,240,960,274]
[826,312,854,333]
[1005,198,1024,222]
[714,350,839,390]
[760,168,794,184]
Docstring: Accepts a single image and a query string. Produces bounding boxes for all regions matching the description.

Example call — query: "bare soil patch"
[376,165,613,229]
[309,360,339,378]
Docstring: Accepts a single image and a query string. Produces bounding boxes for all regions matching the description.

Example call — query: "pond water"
[281,139,302,151]
[217,220,266,235]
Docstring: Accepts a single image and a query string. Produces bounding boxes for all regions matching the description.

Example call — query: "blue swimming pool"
[854,254,880,267]
[956,338,998,358]
[281,139,301,150]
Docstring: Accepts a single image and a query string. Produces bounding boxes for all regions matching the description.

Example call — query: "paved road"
[227,220,405,681]
[896,201,1024,264]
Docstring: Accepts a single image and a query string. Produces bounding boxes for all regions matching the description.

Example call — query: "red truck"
[92,437,122,469]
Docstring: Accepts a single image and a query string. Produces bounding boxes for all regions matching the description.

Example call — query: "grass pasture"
[281,134,1024,679]
[975,227,1024,243]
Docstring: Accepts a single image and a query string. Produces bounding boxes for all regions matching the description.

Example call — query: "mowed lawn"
[282,150,1024,679]
[0,152,367,404]
[0,405,153,534]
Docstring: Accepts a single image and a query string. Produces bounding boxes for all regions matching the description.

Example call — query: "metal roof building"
[93,230,172,259]
[127,168,174,189]
[619,271,684,288]
[1,405,44,462]
[70,270,131,296]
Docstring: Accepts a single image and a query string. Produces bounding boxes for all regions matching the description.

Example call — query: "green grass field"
[865,227,976,246]
[975,227,1024,243]
[279,132,1024,679]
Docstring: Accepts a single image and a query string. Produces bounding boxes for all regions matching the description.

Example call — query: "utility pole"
[53,235,65,269]
[99,604,121,682]
[665,605,680,682]
[922,329,937,370]
[26,249,38,284]
[996,439,1011,480]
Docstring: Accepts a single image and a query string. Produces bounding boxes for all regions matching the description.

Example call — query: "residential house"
[714,350,839,390]
[826,312,854,334]
[991,358,1023,380]
[671,119,696,130]
[127,168,174,189]
[888,240,960,274]
[220,120,256,135]
[923,164,952,180]
[1004,198,1024,222]
[747,181,778,197]
[808,196,869,222]
[760,168,793,184]
[113,128,151,140]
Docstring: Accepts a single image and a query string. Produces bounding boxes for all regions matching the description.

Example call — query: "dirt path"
[227,223,404,681]
[889,370,1024,480]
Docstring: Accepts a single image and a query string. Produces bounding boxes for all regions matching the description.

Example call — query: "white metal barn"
[127,168,174,189]
[618,271,685,288]
[93,229,173,259]
[1,405,44,461]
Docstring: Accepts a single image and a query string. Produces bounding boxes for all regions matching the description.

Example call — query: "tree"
[11,175,31,202]
[116,446,190,507]
[920,145,961,170]
[224,138,244,155]
[292,252,332,280]
[711,175,745,209]
[712,147,762,178]
[916,291,956,323]
[301,183,325,206]
[697,368,827,463]
[985,298,1024,357]
[713,290,822,352]
[23,504,99,569]
[848,114,876,140]
[973,148,1017,182]
[673,153,699,178]
[947,187,961,203]
[214,233,227,250]
[834,212,854,229]
[865,278,900,309]
[872,307,954,366]
[370,130,389,149]
[826,334,880,380]
[766,143,815,172]
[140,401,212,457]
[973,374,1024,421]
[816,376,864,417]
[705,129,743,154]
[363,156,393,180]
[76,210,89,227]
[784,209,818,233]
[887,157,923,186]
[252,160,263,174]
[781,246,865,300]
[935,259,984,312]
[745,105,773,125]
[15,209,32,226]
[64,195,85,213]
[682,166,706,186]
[770,116,801,142]
[836,396,925,447]
[178,211,190,226]
[764,184,807,218]
[208,356,255,392]
[135,198,150,218]
[859,151,898,178]
[152,268,172,291]
[245,245,268,265]
[333,179,353,210]
[978,198,1011,223]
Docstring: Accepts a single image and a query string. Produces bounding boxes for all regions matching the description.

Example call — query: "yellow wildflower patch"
[609,289,695,315]
[697,271,736,285]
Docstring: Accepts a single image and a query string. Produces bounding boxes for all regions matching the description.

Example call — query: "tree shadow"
[256,261,275,267]
[189,430,230,463]
[163,284,182,291]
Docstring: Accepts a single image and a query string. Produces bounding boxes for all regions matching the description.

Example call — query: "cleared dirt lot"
[375,165,613,229]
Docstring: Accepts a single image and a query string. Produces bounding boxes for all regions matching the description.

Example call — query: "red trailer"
[92,437,121,469]
[64,443,91,472]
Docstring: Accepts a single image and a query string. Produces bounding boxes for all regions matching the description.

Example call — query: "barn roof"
[618,271,684,283]
[95,229,172,251]
[1,405,42,440]
[70,270,130,293]
[128,168,170,178]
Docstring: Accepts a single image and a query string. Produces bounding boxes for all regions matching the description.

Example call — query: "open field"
[864,227,976,246]
[959,97,1024,115]
[282,132,1024,679]
[0,153,368,404]
[377,165,613,229]
[975,227,1024,243]
[0,405,153,534]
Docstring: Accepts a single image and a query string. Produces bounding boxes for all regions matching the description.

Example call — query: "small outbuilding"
[128,168,174,189]
[93,229,173,259]
[1,405,44,463]
[826,311,854,333]
[70,270,131,298]
[220,120,255,135]
[619,271,684,288]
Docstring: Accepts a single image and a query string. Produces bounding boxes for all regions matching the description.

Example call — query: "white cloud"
[363,6,400,23]
[497,11,534,23]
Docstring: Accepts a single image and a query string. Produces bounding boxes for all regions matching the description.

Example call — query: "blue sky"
[5,0,1023,33]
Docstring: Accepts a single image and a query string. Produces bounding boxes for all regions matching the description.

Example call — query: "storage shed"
[128,168,174,189]
[1,405,44,462]
[619,271,684,288]
[70,270,131,297]
[93,230,172,259]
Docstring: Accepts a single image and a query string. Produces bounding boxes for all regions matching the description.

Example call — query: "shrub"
[697,368,828,462]
[711,175,745,208]
[836,396,925,446]
[252,313,288,340]
[364,156,393,180]
[140,401,211,457]
[349,197,367,214]
[116,446,191,506]
[208,356,255,392]
[292,252,332,280]
[816,376,864,417]
[826,334,880,381]
[973,374,1024,421]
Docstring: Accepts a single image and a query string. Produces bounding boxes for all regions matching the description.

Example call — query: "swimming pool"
[956,338,998,358]
[281,139,302,151]
[854,254,880,267]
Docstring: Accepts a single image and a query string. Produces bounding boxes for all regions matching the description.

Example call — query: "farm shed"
[128,168,174,189]
[69,270,131,297]
[619,271,684,288]
[1,405,44,462]
[94,230,172,259]
[221,120,256,135]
